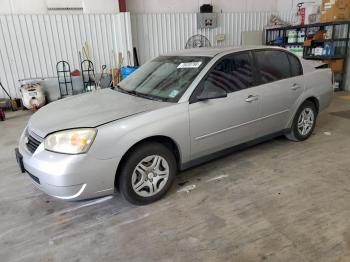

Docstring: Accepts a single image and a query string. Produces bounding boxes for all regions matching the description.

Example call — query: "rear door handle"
[245,95,258,103]
[291,83,301,90]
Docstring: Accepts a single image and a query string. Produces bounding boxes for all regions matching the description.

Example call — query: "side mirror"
[196,84,227,102]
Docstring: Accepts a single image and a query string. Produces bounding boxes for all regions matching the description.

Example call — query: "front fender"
[88,103,190,165]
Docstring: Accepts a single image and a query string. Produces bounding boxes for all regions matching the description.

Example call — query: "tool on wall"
[295,2,315,25]
[297,2,306,26]
[56,61,74,98]
[110,51,123,87]
[0,81,18,111]
[118,52,124,82]
[82,41,90,60]
[127,50,132,66]
[81,59,96,92]
[133,47,140,67]
[95,64,107,89]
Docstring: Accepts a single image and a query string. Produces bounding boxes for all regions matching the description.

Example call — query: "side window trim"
[189,51,255,103]
[252,50,265,85]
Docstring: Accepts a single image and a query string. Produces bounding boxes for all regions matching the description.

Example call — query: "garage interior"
[1,0,350,261]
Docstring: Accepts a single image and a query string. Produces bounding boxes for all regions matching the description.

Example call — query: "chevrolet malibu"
[16,46,333,205]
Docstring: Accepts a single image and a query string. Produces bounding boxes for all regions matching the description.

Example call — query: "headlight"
[44,128,97,154]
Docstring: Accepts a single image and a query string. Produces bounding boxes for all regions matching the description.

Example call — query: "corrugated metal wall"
[131,12,294,64]
[0,13,133,98]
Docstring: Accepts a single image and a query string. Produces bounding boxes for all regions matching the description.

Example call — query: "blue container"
[121,66,138,79]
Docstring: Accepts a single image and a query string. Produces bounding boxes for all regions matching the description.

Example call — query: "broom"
[0,81,17,111]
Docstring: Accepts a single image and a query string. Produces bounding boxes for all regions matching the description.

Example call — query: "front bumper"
[17,131,118,200]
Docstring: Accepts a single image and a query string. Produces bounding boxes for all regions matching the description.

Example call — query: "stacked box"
[323,59,344,72]
[321,0,350,22]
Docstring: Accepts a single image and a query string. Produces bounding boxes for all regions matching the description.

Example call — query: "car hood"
[28,89,170,138]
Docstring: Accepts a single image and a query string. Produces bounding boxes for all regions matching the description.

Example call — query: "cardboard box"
[324,59,344,72]
[334,6,350,20]
[313,30,327,40]
[321,7,350,22]
[304,39,313,46]
[321,0,350,22]
[337,0,350,8]
[322,0,350,8]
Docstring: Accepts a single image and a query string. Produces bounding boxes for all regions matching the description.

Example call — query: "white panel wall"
[0,0,302,14]
[131,11,293,64]
[83,0,119,13]
[0,13,133,98]
[126,0,320,13]
[276,0,321,12]
[1,0,48,14]
[0,0,120,14]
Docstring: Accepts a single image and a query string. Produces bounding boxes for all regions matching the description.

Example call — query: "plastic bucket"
[121,66,138,80]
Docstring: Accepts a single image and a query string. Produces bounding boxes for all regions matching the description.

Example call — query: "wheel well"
[114,136,181,189]
[305,97,319,115]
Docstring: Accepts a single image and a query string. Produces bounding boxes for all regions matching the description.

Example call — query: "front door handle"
[245,95,258,103]
[291,83,301,90]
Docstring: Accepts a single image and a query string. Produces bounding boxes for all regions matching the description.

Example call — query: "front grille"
[27,170,40,184]
[26,134,41,153]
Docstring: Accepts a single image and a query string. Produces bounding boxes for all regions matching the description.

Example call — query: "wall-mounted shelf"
[265,21,350,90]
[303,55,346,60]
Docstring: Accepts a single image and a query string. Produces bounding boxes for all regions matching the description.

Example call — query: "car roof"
[164,45,286,57]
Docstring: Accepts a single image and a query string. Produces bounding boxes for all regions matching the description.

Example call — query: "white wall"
[0,0,322,14]
[0,0,120,14]
[276,0,321,12]
[125,0,297,13]
[83,0,119,13]
[131,11,294,64]
[126,0,323,13]
[127,0,279,13]
[0,13,133,98]
[0,0,47,14]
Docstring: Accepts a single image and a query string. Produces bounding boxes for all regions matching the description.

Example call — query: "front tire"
[119,142,177,205]
[286,100,317,141]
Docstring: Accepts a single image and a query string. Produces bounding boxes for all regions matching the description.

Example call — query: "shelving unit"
[265,21,350,90]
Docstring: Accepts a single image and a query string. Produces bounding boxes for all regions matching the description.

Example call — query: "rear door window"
[288,54,303,77]
[254,50,291,84]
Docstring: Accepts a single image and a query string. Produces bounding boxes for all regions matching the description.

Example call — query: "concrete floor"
[1,93,350,262]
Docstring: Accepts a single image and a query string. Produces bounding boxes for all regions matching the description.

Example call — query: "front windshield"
[117,56,211,102]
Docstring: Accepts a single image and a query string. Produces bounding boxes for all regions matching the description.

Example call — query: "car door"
[188,51,260,160]
[252,50,304,136]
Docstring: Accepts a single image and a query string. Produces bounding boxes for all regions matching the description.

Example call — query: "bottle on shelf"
[297,29,305,43]
[288,30,297,43]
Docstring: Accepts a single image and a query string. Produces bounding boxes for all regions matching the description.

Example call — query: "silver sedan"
[16,46,333,205]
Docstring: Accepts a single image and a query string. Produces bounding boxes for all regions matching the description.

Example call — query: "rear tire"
[118,142,177,205]
[286,100,317,142]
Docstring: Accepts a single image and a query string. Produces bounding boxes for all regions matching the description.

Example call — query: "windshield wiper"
[114,85,137,95]
[133,92,164,102]
[114,85,165,102]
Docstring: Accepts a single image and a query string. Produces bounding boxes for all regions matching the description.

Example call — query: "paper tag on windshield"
[177,62,202,69]
[169,90,179,98]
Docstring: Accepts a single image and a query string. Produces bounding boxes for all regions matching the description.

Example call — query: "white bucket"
[20,83,46,110]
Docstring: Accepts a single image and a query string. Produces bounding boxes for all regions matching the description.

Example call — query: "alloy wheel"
[297,107,315,136]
